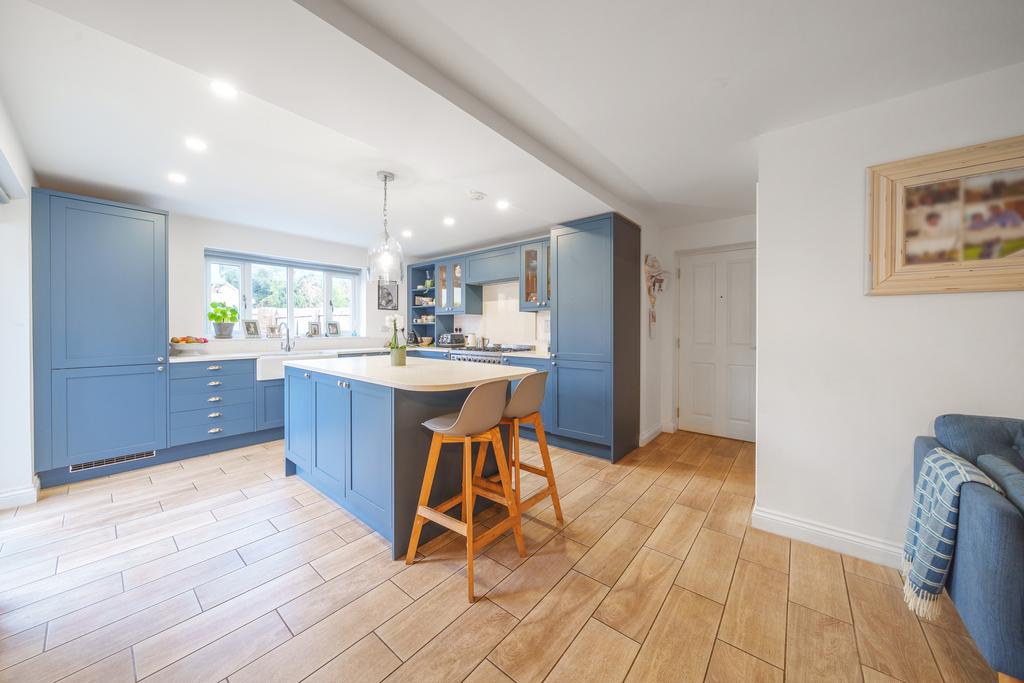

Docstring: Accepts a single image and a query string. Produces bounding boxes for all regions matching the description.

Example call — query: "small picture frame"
[306,321,321,337]
[326,321,341,337]
[377,280,399,310]
[243,320,262,339]
[266,324,281,339]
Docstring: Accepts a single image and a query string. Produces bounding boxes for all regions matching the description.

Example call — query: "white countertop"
[169,346,387,363]
[283,356,534,391]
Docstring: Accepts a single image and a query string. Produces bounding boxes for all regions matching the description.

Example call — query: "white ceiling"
[0,0,609,254]
[337,0,1024,227]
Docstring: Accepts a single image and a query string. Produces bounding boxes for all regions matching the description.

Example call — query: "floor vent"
[69,451,156,473]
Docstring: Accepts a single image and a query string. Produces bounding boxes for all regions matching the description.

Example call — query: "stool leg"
[463,436,475,602]
[406,432,443,564]
[513,419,521,507]
[492,427,526,557]
[535,415,564,523]
[473,440,488,480]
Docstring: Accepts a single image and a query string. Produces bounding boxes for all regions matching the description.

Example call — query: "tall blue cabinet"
[33,190,169,472]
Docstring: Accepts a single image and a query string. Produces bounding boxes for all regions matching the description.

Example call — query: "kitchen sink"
[256,350,337,381]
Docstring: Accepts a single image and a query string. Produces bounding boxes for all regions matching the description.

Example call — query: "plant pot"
[213,322,235,339]
[390,348,407,366]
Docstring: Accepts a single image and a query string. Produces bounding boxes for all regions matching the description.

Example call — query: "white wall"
[755,61,1024,565]
[0,94,37,507]
[655,215,757,432]
[454,281,550,349]
[169,213,399,352]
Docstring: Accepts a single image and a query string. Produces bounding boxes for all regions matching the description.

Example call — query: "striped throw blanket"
[903,447,1002,619]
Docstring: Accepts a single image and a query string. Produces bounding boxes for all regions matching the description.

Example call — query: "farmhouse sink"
[256,350,337,381]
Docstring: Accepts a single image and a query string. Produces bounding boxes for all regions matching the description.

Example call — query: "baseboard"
[0,478,40,510]
[639,424,665,447]
[751,505,903,568]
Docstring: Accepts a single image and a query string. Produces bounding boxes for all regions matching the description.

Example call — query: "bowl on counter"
[419,337,433,346]
[170,341,208,353]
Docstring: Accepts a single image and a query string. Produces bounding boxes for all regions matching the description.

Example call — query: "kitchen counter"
[169,346,387,363]
[283,356,532,391]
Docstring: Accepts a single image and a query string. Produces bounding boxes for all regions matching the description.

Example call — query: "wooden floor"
[0,431,995,682]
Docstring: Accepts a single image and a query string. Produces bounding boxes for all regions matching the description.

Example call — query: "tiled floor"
[0,431,995,682]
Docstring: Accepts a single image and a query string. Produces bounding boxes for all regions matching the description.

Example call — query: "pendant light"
[367,170,404,283]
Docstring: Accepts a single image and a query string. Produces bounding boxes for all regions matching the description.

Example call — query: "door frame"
[673,241,756,439]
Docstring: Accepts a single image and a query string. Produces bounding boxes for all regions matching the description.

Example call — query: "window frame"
[204,250,363,338]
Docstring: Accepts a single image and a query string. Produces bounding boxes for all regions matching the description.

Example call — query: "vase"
[213,322,235,339]
[390,348,406,366]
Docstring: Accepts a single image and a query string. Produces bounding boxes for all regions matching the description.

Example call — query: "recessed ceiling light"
[442,216,455,227]
[184,136,208,152]
[401,229,413,238]
[209,79,238,99]
[167,172,187,184]
[496,199,510,211]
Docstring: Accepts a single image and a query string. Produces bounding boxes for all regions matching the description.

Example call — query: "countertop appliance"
[436,333,466,348]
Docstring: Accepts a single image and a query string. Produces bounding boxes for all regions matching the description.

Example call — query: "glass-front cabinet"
[437,262,449,311]
[451,259,465,312]
[519,240,550,311]
[435,258,468,314]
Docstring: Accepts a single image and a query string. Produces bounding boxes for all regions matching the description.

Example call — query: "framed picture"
[266,324,281,339]
[326,321,341,336]
[377,280,399,310]
[868,134,1024,294]
[242,320,261,338]
[306,321,321,337]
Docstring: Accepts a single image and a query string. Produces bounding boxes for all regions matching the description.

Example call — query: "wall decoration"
[644,254,669,338]
[377,280,399,310]
[326,321,341,336]
[242,320,262,338]
[868,134,1024,294]
[306,321,321,337]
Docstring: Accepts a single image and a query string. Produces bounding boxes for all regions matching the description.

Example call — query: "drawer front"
[169,359,254,379]
[170,387,254,413]
[170,402,255,429]
[170,373,254,396]
[170,415,255,447]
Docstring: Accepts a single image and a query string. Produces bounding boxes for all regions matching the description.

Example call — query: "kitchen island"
[282,355,533,559]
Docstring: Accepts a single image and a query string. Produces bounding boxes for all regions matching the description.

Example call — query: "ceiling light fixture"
[184,136,208,152]
[209,79,238,100]
[496,199,510,211]
[443,216,455,227]
[367,171,404,283]
[167,172,187,184]
[401,229,413,238]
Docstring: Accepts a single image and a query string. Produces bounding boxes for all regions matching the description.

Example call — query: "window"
[204,251,362,337]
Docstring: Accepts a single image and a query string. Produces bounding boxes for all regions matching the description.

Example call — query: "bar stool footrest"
[416,505,467,536]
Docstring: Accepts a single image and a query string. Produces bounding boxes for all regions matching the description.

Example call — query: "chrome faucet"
[279,322,294,352]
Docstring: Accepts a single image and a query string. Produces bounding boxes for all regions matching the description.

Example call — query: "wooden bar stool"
[405,379,526,601]
[495,371,563,522]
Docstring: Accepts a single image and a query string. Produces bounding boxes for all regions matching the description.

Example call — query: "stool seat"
[422,412,458,433]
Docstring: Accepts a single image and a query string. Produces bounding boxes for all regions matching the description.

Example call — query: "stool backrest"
[447,379,510,436]
[504,371,548,419]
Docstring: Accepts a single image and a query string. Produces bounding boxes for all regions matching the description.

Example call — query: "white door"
[677,248,756,441]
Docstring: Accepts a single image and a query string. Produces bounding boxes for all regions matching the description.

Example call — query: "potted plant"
[385,314,406,366]
[208,301,239,339]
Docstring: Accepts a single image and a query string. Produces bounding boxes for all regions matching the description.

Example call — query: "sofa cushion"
[978,454,1024,514]
[934,414,1024,469]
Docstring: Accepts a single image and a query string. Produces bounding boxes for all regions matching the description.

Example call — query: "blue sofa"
[914,414,1024,679]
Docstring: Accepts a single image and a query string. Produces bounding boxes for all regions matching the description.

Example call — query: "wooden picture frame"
[868,134,1024,295]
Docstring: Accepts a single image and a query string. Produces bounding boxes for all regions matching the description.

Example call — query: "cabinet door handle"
[208,427,223,434]
[337,380,350,389]
[156,365,165,372]
[157,356,165,362]
[551,361,557,367]
[207,365,222,371]
[303,373,311,379]
[207,380,222,387]
[208,412,222,418]
[208,396,222,402]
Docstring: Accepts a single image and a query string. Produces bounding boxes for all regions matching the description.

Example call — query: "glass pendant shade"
[367,170,404,283]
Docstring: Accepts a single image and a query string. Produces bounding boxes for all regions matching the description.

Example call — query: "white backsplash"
[454,281,549,351]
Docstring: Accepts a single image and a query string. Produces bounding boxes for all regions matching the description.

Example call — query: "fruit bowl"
[170,336,208,353]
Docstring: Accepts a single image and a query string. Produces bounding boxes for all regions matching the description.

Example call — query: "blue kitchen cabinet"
[50,364,168,468]
[313,375,349,490]
[168,359,255,447]
[551,359,612,445]
[285,369,314,468]
[550,220,613,363]
[256,379,285,430]
[467,246,518,284]
[45,194,168,369]
[435,258,481,315]
[407,349,449,360]
[346,380,392,531]
[519,240,551,311]
[503,356,556,430]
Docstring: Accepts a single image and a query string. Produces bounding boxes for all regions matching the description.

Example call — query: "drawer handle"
[208,412,222,418]
[208,396,222,402]
[207,380,222,387]
[337,380,350,389]
[208,427,223,434]
[207,365,222,371]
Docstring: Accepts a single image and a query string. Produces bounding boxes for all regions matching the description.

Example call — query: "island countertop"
[283,355,533,391]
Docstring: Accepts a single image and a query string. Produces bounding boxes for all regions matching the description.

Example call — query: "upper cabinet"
[41,194,168,368]
[519,240,551,311]
[466,246,518,284]
[434,257,481,315]
[550,222,613,362]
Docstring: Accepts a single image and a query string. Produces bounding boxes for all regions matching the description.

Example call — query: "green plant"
[208,301,239,324]
[385,314,406,350]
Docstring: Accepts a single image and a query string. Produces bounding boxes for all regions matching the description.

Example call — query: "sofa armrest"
[949,482,1024,678]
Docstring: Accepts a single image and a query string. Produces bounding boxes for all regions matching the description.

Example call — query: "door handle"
[157,356,165,362]
[207,380,222,387]
[551,361,557,367]
[303,373,311,379]
[156,365,165,372]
